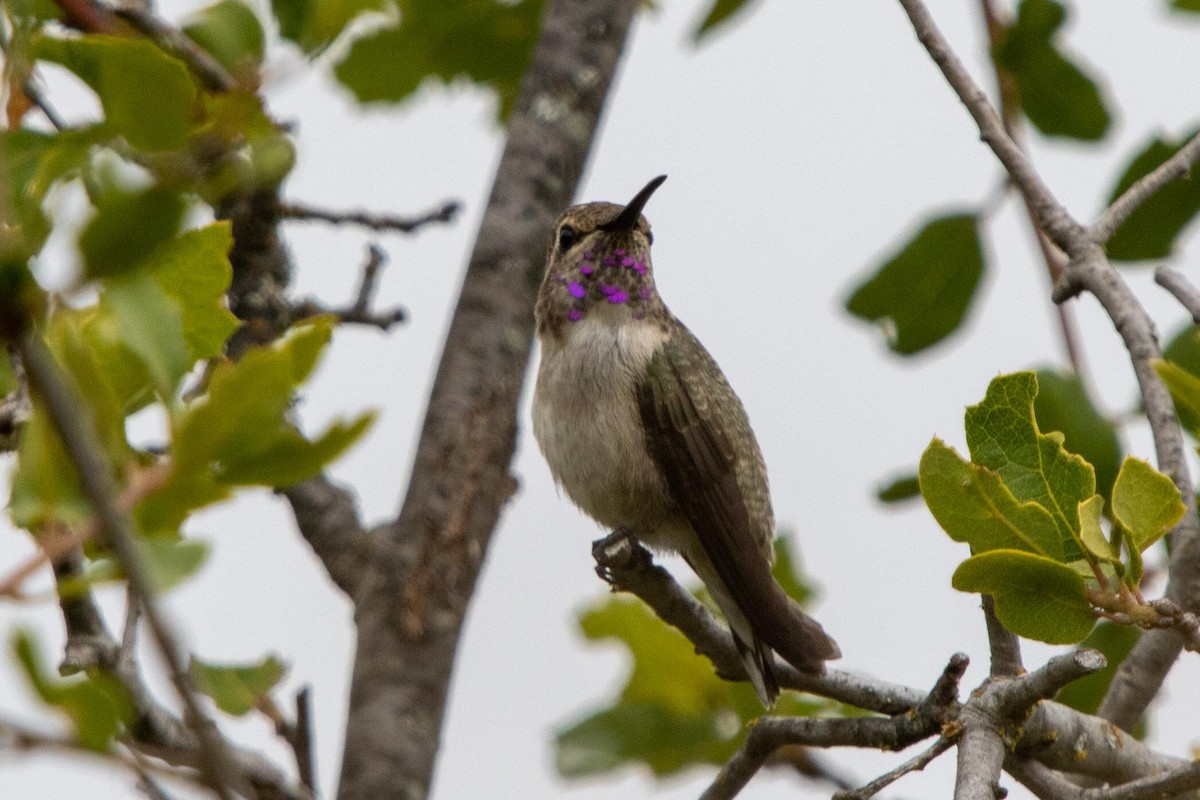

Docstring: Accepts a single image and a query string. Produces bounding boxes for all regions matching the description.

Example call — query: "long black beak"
[598,175,667,232]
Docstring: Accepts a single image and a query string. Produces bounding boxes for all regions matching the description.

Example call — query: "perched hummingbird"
[532,176,840,706]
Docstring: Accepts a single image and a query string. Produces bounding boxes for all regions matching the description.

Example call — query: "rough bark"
[331,2,642,798]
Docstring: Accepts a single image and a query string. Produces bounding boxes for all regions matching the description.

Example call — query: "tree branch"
[1092,130,1200,245]
[279,474,369,598]
[1155,266,1200,324]
[982,595,1022,677]
[701,651,964,800]
[833,735,958,800]
[592,535,929,713]
[895,0,1088,253]
[330,2,643,798]
[16,336,243,800]
[894,0,1200,738]
[109,2,236,92]
[278,200,460,234]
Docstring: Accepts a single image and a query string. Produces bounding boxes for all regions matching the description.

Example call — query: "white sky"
[2,1,1199,798]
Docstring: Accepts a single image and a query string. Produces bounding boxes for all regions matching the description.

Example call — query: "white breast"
[532,314,671,531]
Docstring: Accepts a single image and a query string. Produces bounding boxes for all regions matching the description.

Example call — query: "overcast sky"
[2,1,1199,798]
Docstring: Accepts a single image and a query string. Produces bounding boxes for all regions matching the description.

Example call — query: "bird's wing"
[636,329,837,673]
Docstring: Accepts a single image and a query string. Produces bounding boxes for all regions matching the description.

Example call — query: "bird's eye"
[646,229,654,245]
[558,225,580,251]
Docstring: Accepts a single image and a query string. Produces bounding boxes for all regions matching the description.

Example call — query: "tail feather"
[687,549,839,705]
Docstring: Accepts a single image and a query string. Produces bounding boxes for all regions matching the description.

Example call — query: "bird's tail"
[688,552,840,707]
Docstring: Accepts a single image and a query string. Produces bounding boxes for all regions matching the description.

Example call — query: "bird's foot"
[592,527,639,585]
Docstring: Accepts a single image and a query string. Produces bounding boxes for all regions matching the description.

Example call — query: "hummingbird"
[532,175,840,706]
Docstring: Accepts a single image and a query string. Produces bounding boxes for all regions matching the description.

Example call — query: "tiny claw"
[592,527,637,584]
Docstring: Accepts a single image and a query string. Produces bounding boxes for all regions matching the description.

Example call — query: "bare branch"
[977,0,1087,375]
[110,2,236,92]
[279,474,369,598]
[701,654,965,800]
[592,535,930,713]
[1085,760,1200,800]
[893,0,1200,736]
[293,687,316,795]
[982,595,1022,677]
[894,0,1088,253]
[331,2,644,798]
[16,336,243,800]
[1006,757,1087,800]
[279,200,461,234]
[1017,700,1196,786]
[994,650,1106,716]
[1092,130,1200,245]
[291,244,407,331]
[1156,266,1200,324]
[833,735,958,800]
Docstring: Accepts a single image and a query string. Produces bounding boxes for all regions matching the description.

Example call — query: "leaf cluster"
[919,372,1184,645]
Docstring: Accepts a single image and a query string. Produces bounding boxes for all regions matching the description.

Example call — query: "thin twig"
[1092,129,1200,244]
[895,0,1089,253]
[1156,266,1200,324]
[16,336,243,800]
[278,200,461,233]
[701,654,967,800]
[294,686,317,795]
[291,245,407,331]
[977,0,1087,375]
[110,3,236,92]
[833,734,958,800]
[0,463,171,600]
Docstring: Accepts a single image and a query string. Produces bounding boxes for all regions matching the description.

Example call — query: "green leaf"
[579,596,736,715]
[33,35,198,151]
[183,0,265,73]
[1033,368,1121,499]
[273,0,392,54]
[845,212,984,355]
[556,703,733,778]
[146,223,238,361]
[1155,359,1200,439]
[1077,495,1118,563]
[12,630,132,750]
[919,438,1064,558]
[1162,325,1200,435]
[9,398,90,528]
[1,126,106,250]
[190,654,287,716]
[217,412,376,486]
[103,275,192,398]
[877,472,921,504]
[333,0,544,120]
[1173,0,1200,11]
[965,372,1095,561]
[1055,622,1143,732]
[1104,128,1200,261]
[140,536,211,591]
[1110,457,1184,552]
[168,318,373,488]
[693,0,758,41]
[79,185,187,279]
[994,0,1110,141]
[952,550,1095,644]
